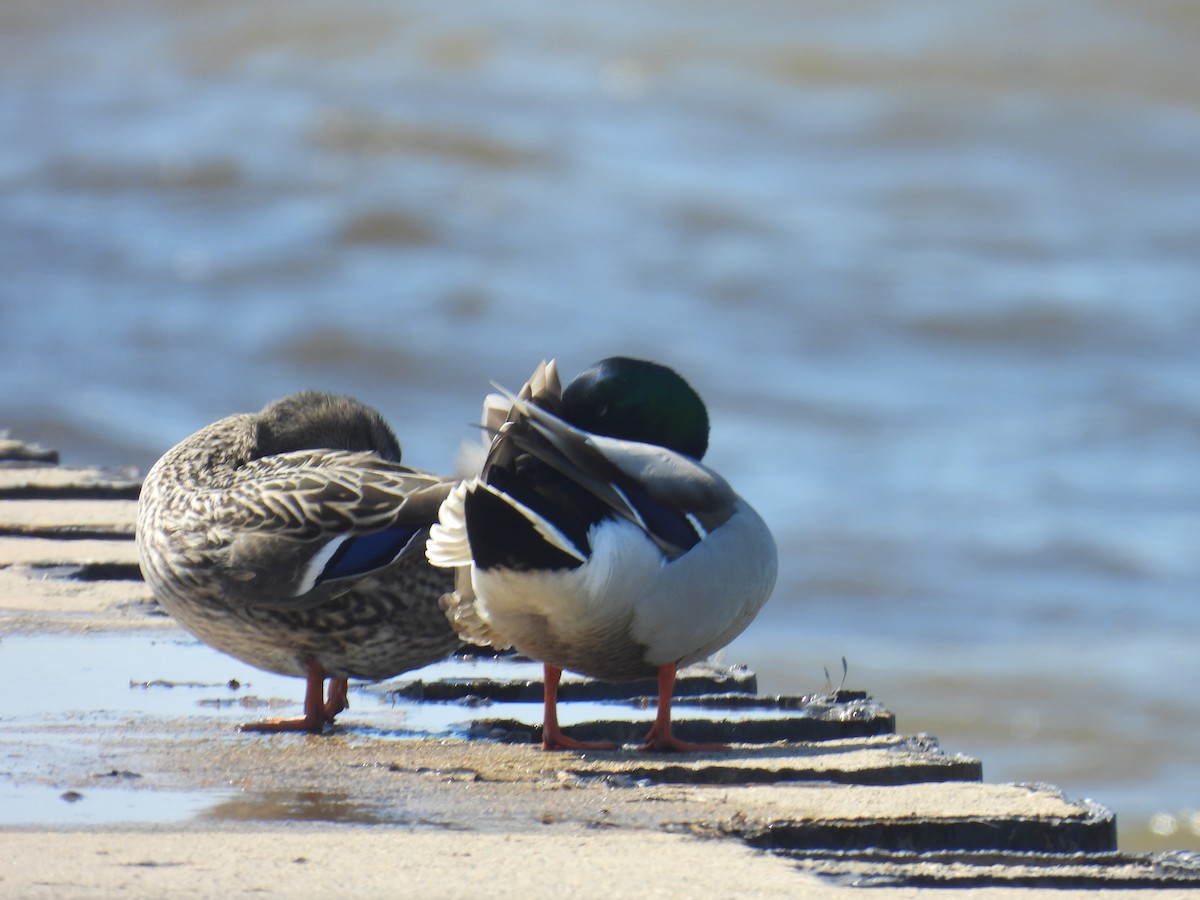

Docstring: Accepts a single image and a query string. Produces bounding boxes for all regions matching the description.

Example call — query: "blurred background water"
[2,0,1198,851]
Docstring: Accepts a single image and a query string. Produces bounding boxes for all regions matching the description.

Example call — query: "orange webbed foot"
[639,723,724,753]
[541,727,616,752]
[237,660,340,735]
[238,714,329,735]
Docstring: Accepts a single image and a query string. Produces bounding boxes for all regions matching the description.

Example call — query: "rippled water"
[2,0,1198,851]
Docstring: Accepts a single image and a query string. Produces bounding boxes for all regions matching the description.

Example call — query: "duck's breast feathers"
[632,495,778,667]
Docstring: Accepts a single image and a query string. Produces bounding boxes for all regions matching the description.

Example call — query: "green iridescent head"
[561,357,709,460]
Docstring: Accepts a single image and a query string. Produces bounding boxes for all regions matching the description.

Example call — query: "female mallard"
[428,357,777,751]
[136,391,461,733]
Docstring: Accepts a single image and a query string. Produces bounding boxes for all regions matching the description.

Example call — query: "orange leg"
[540,664,614,751]
[324,677,350,720]
[239,659,342,734]
[640,662,724,753]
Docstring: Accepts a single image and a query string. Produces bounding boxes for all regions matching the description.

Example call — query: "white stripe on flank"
[609,483,649,533]
[294,535,348,596]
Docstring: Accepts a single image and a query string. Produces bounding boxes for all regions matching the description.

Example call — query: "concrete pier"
[2,437,1199,896]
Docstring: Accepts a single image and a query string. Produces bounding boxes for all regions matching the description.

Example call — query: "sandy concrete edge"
[4,827,1194,900]
[0,827,809,899]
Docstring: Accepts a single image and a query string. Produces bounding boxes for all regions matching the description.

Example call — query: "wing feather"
[201,450,455,608]
[490,392,736,557]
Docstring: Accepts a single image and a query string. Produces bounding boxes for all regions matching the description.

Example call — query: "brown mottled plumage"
[136,391,461,732]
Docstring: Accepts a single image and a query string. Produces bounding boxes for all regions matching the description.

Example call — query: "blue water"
[1,0,1198,850]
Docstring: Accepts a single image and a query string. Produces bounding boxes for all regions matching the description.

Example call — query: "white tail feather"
[425,482,474,568]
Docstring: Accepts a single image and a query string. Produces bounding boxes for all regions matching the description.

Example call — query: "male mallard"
[136,391,461,733]
[427,357,777,751]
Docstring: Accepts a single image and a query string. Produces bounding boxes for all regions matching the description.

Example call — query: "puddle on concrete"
[1,631,304,722]
[0,783,218,826]
[0,631,459,827]
[0,631,616,826]
[195,790,457,827]
[0,630,802,827]
[0,783,440,829]
[0,631,453,729]
[0,631,788,736]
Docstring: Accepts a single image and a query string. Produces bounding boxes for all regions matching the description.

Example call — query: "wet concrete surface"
[0,630,961,829]
[5,445,1200,892]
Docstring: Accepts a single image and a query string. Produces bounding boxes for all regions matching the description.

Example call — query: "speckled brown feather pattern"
[136,393,461,681]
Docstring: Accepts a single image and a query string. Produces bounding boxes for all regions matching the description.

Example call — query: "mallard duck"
[428,357,777,751]
[136,391,461,733]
